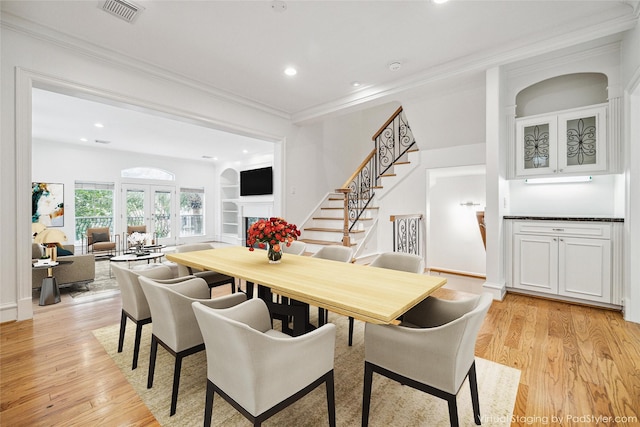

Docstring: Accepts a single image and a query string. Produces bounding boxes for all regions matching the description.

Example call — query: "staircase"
[298,106,419,257]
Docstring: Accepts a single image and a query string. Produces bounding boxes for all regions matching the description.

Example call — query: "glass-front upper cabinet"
[515,103,607,178]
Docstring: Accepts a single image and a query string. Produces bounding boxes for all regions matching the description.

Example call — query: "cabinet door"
[557,105,607,173]
[559,237,611,303]
[515,116,558,176]
[513,234,558,294]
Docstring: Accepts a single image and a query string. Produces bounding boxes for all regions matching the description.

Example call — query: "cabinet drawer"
[513,221,610,239]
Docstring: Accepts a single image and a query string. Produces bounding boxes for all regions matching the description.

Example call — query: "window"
[121,167,174,181]
[75,182,115,243]
[180,188,204,236]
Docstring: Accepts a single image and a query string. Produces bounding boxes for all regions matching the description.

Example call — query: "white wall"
[32,140,219,245]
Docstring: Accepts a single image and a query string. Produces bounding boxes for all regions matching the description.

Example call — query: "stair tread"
[304,227,364,233]
[313,217,372,221]
[299,238,357,247]
[322,207,379,210]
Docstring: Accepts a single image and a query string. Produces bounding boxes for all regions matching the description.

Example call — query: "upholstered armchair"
[192,299,336,426]
[174,243,236,293]
[362,293,493,427]
[111,263,192,370]
[125,225,148,249]
[85,226,117,257]
[139,276,247,416]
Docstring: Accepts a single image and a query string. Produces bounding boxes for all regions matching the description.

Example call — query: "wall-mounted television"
[240,166,273,196]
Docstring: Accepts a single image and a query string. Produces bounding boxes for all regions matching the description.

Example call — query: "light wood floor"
[1,287,639,426]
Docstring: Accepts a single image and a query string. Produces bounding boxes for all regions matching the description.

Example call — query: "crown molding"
[293,12,639,123]
[3,7,637,125]
[1,13,292,121]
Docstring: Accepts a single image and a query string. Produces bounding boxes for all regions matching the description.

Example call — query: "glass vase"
[267,244,283,264]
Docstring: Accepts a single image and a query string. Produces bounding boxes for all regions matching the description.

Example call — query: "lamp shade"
[33,229,68,244]
[31,222,47,236]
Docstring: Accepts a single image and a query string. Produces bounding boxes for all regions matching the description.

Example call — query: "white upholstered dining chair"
[282,240,306,255]
[311,245,353,331]
[139,275,247,416]
[192,298,337,427]
[174,243,236,293]
[111,263,188,370]
[339,251,427,345]
[362,293,493,427]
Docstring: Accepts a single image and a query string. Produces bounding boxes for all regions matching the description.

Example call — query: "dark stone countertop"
[504,216,623,223]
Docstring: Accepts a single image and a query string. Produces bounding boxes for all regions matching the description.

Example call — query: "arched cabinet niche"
[510,73,620,179]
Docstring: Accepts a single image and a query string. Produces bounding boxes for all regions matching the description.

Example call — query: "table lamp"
[33,228,68,262]
[31,222,46,237]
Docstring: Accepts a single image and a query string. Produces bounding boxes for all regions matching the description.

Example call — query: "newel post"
[336,187,351,247]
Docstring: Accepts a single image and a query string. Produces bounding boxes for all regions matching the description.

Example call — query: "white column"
[483,67,507,299]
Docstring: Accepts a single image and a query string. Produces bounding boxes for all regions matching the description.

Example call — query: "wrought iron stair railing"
[336,106,417,246]
[390,214,423,255]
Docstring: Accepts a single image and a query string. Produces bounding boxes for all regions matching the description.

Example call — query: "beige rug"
[93,313,520,426]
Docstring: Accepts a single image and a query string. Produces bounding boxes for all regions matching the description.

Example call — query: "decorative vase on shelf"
[267,244,282,264]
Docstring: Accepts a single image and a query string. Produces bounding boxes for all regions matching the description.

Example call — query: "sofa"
[32,243,96,289]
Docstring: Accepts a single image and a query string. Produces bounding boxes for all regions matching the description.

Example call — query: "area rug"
[93,312,520,426]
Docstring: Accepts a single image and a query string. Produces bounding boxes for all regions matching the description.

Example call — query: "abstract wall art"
[32,182,64,227]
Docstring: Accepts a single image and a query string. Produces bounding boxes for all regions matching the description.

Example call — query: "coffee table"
[110,252,164,268]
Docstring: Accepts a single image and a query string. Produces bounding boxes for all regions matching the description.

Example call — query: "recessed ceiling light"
[284,67,297,76]
[351,81,362,87]
[388,61,402,71]
[80,138,88,142]
[432,0,449,4]
[242,149,249,154]
[94,122,104,128]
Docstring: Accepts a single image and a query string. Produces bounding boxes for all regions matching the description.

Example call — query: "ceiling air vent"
[100,0,144,23]
[94,139,111,145]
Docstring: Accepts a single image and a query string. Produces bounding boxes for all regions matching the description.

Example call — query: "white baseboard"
[482,281,506,300]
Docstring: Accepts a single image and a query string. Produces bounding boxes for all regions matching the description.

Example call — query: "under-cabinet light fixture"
[525,176,592,184]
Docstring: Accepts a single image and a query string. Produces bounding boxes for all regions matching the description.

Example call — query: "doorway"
[121,184,176,246]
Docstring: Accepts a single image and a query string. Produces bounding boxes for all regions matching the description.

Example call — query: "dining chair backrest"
[312,245,353,263]
[282,240,306,255]
[369,252,424,274]
[139,276,212,352]
[192,298,336,418]
[174,243,215,276]
[111,263,174,320]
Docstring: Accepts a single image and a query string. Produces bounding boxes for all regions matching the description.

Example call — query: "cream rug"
[93,313,520,426]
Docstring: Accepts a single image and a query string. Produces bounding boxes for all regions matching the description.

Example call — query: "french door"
[121,184,176,245]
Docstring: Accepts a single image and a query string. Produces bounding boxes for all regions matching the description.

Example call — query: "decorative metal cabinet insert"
[515,103,607,178]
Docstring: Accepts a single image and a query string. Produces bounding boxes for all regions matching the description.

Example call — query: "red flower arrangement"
[247,217,301,253]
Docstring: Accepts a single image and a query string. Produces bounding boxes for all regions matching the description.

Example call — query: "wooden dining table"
[166,246,447,335]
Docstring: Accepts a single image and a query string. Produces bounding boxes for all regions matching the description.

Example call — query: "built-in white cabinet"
[511,221,613,305]
[220,169,239,238]
[515,104,607,178]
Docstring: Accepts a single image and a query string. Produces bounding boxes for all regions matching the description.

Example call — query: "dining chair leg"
[362,362,373,427]
[326,371,336,427]
[117,310,126,353]
[170,355,183,416]
[446,395,460,427]
[204,380,214,427]
[132,322,144,369]
[348,317,354,346]
[147,335,158,389]
[468,361,481,425]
